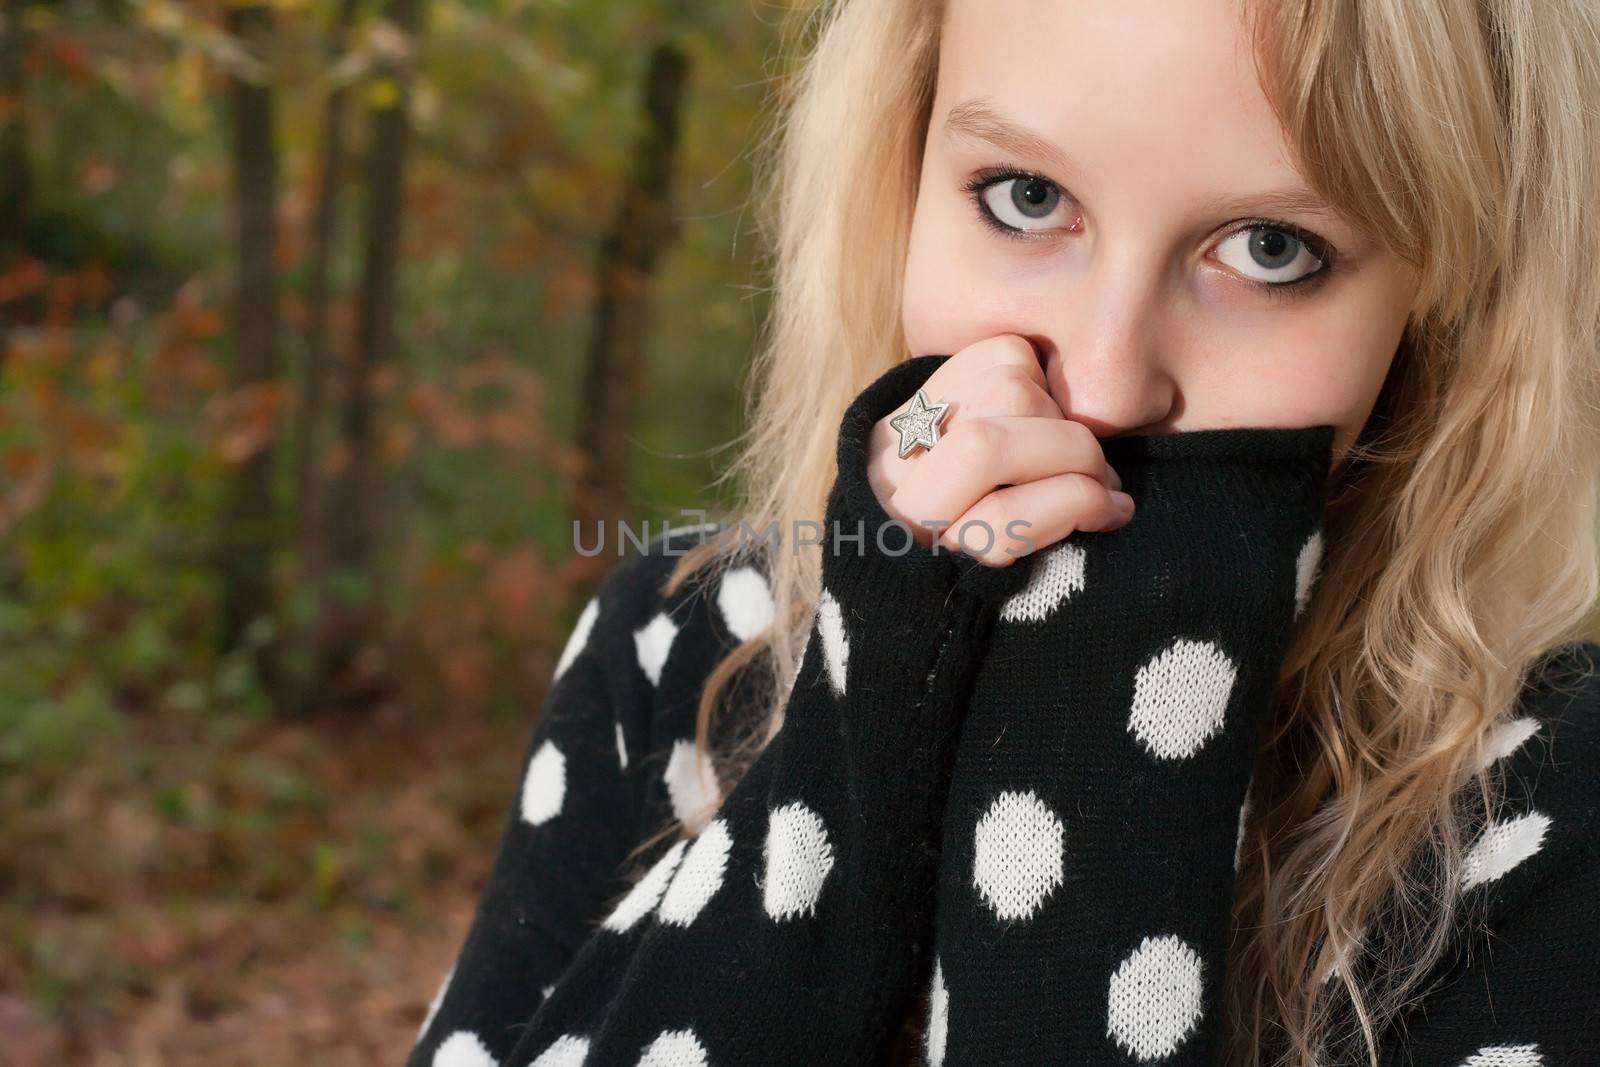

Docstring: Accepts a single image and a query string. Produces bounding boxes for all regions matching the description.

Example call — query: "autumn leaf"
[207,381,288,465]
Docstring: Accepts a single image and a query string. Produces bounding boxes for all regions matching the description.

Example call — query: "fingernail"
[1111,490,1135,517]
[1108,466,1123,491]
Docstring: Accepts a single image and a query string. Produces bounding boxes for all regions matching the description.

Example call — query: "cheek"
[1207,303,1404,455]
[1304,294,1410,430]
[900,185,1024,356]
[1327,316,1408,456]
[901,221,971,356]
[900,253,959,356]
[1297,266,1414,434]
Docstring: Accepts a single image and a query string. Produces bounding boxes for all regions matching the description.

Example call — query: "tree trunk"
[317,0,423,708]
[0,0,29,261]
[293,0,359,569]
[570,41,691,561]
[0,0,32,373]
[216,3,283,687]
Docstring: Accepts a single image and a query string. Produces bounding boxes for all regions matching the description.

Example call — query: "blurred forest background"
[0,0,778,1061]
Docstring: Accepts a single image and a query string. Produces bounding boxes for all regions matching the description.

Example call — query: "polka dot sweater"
[406,355,1600,1067]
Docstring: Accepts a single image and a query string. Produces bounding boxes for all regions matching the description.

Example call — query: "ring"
[890,388,951,458]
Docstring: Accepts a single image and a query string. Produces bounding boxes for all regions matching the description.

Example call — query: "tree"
[293,0,361,569]
[0,0,30,263]
[216,2,284,686]
[570,39,692,564]
[316,0,425,707]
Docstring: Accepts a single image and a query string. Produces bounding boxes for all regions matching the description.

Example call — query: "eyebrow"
[942,97,1349,227]
[944,98,1078,176]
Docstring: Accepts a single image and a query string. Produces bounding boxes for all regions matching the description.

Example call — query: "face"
[901,0,1421,470]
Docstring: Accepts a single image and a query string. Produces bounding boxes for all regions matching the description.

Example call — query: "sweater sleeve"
[492,355,1037,1067]
[1371,642,1600,1067]
[918,420,1337,1065]
[405,537,703,1067]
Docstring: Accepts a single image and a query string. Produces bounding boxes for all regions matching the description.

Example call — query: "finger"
[875,358,1069,511]
[909,337,1120,484]
[937,472,1135,566]
[965,334,1050,391]
[916,365,1059,434]
[922,333,1048,387]
[918,335,1052,419]
[890,416,1120,528]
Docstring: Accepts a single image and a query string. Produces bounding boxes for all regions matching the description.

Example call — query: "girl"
[406,0,1600,1064]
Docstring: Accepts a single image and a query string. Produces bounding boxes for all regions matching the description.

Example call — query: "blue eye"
[980,176,1068,230]
[960,166,1340,300]
[1215,226,1324,285]
[962,167,1079,236]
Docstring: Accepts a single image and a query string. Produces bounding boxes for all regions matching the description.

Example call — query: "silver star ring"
[890,388,951,458]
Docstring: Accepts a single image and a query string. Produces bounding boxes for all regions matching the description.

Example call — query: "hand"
[866,335,1135,567]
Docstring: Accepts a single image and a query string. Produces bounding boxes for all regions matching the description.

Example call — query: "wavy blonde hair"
[626,1,1600,1063]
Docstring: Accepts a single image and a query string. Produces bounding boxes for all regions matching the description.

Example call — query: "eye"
[963,167,1079,236]
[1213,224,1327,285]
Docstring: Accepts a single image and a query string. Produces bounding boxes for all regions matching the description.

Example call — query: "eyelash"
[960,165,1339,303]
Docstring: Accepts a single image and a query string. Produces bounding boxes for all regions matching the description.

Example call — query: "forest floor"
[0,699,531,1066]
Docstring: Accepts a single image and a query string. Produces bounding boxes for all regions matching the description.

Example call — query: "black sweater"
[405,355,1600,1067]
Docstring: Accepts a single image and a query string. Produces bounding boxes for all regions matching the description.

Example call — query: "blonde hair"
[630,1,1600,1063]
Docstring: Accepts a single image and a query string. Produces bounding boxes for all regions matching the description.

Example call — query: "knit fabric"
[405,355,1600,1067]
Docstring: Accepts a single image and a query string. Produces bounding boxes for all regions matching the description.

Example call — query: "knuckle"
[1063,418,1097,453]
[953,338,996,367]
[943,418,999,470]
[1064,472,1104,526]
[993,334,1037,363]
[983,375,1035,416]
[962,333,1032,369]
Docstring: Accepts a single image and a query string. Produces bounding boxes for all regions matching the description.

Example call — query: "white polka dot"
[1456,1045,1543,1067]
[972,790,1065,921]
[717,565,774,641]
[762,801,836,920]
[603,839,687,932]
[554,596,600,682]
[520,741,566,826]
[615,721,629,770]
[663,738,722,824]
[637,1026,710,1067]
[541,983,556,1000]
[1294,530,1324,619]
[634,612,680,686]
[418,962,454,1040]
[658,817,733,925]
[1127,638,1238,760]
[925,956,949,1066]
[432,1031,498,1067]
[999,541,1087,623]
[817,588,849,696]
[1477,716,1541,771]
[1461,809,1552,891]
[530,1035,590,1067]
[1106,934,1206,1060]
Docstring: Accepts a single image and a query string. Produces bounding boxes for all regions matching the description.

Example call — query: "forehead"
[936,0,1303,206]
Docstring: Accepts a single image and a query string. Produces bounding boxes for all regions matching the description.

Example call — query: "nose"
[1026,257,1180,439]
